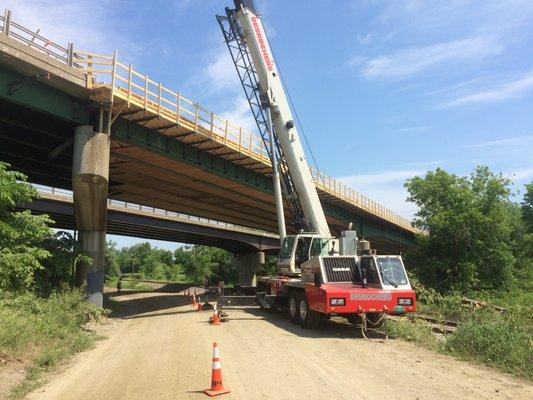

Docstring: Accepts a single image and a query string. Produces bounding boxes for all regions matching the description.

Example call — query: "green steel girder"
[112,118,274,194]
[0,65,89,124]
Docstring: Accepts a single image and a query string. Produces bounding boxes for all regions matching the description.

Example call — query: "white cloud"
[469,135,533,148]
[203,48,241,94]
[340,169,425,186]
[1,0,141,58]
[393,126,430,134]
[507,167,533,182]
[338,169,425,219]
[441,71,533,107]
[220,96,256,132]
[357,33,374,45]
[361,36,502,79]
[405,160,447,168]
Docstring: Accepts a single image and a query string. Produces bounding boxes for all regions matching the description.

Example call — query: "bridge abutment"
[233,252,265,286]
[72,126,110,307]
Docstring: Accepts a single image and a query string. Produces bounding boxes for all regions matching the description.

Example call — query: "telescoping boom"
[219,0,330,239]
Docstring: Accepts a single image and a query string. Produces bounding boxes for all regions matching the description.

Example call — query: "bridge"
[0,10,418,306]
[28,186,280,255]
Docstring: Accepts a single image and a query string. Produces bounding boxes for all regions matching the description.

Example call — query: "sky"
[2,0,533,250]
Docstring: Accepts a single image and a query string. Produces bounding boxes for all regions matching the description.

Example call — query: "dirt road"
[26,289,532,400]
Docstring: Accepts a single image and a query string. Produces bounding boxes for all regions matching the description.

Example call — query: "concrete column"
[233,252,265,286]
[72,126,110,307]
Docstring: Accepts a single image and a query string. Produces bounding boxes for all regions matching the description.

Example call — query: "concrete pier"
[72,126,110,307]
[234,252,265,286]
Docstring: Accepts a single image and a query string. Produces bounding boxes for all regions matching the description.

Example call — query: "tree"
[105,241,121,280]
[37,231,91,294]
[182,246,236,284]
[0,162,52,292]
[522,182,533,233]
[405,166,520,292]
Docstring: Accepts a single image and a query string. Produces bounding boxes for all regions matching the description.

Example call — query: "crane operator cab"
[359,255,411,290]
[278,232,413,292]
[277,234,334,275]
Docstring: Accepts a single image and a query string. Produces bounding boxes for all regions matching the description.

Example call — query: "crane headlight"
[330,298,346,306]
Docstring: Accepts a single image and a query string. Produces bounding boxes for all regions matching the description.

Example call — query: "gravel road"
[26,289,532,400]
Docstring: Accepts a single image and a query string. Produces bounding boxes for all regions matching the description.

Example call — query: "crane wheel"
[299,294,321,329]
[288,291,302,325]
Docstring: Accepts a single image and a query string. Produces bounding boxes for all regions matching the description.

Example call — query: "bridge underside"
[27,197,280,255]
[0,62,415,254]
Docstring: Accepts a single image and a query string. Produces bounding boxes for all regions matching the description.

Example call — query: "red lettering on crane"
[251,16,273,72]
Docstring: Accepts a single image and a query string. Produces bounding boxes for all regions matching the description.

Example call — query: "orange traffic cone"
[210,306,221,325]
[197,301,202,311]
[204,342,230,397]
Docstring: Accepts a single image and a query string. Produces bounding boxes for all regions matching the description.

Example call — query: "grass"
[385,318,438,349]
[444,314,531,378]
[0,290,107,399]
[385,290,533,380]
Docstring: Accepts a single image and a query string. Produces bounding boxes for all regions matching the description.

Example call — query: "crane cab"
[277,234,336,275]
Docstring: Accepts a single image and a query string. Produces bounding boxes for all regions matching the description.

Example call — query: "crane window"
[279,236,295,261]
[310,238,330,258]
[295,237,312,267]
[360,257,380,284]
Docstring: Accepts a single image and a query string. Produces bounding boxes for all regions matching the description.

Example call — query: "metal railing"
[3,9,415,232]
[30,184,277,237]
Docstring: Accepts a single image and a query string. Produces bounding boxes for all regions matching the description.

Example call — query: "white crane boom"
[232,1,331,237]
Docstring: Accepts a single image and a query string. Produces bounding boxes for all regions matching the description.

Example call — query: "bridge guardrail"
[3,9,416,233]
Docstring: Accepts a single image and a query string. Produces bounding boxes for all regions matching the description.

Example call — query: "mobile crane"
[217,0,416,329]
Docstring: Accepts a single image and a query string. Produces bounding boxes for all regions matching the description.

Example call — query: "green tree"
[522,182,533,233]
[182,245,237,284]
[0,162,52,292]
[405,166,520,292]
[37,231,90,294]
[104,241,121,280]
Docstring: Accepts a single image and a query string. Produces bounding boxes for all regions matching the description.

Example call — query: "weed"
[0,289,106,399]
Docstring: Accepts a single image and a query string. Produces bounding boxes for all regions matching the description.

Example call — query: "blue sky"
[4,0,533,250]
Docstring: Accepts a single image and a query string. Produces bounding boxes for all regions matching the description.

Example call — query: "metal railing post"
[194,102,199,132]
[144,75,148,109]
[86,54,93,89]
[107,49,118,134]
[157,82,162,116]
[67,42,74,67]
[3,9,11,36]
[127,64,132,106]
[176,93,181,125]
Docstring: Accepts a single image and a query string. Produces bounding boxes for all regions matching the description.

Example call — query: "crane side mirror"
[314,271,322,287]
[361,267,367,288]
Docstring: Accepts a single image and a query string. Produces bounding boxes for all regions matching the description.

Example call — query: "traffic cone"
[210,305,221,325]
[204,342,230,397]
[197,301,202,311]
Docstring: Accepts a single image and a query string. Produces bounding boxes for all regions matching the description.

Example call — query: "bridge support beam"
[72,126,110,307]
[233,252,265,286]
